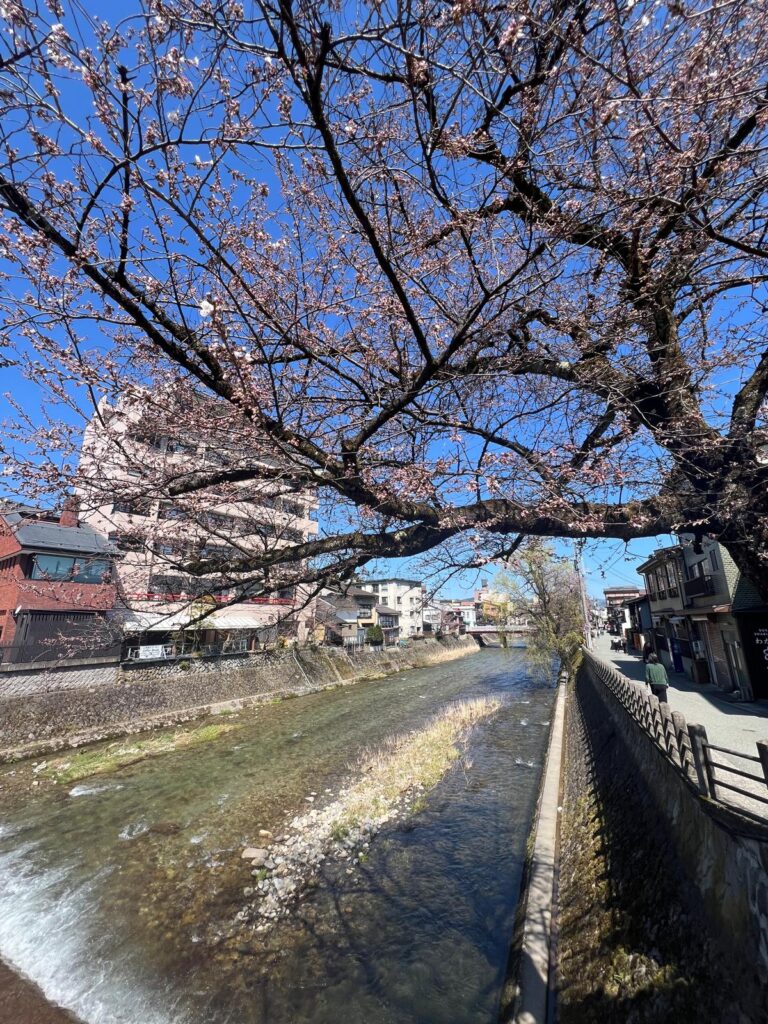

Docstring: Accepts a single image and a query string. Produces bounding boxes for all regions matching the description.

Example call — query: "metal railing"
[583,650,768,825]
[124,636,252,662]
[684,574,716,598]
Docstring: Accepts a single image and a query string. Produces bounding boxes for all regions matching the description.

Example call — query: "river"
[0,648,555,1024]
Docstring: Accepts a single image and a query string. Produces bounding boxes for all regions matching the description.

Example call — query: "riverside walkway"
[594,633,768,758]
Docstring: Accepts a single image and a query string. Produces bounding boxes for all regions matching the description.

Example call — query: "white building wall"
[75,398,319,641]
[359,580,425,638]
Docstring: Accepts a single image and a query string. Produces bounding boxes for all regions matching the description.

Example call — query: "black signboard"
[734,612,768,701]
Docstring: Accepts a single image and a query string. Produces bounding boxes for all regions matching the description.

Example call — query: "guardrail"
[583,650,768,825]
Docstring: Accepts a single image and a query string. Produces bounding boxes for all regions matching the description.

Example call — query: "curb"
[514,672,567,1024]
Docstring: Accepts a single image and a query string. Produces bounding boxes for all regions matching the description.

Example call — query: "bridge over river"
[464,625,532,647]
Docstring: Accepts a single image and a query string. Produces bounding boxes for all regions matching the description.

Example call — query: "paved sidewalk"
[592,634,768,758]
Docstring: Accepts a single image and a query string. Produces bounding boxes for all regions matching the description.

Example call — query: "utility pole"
[573,541,593,650]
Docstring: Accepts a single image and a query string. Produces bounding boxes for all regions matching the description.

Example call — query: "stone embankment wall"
[560,655,768,1021]
[0,637,477,760]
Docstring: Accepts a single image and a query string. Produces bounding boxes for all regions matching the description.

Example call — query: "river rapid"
[0,648,555,1024]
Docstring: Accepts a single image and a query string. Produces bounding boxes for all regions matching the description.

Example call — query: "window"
[664,562,679,596]
[646,572,657,598]
[158,504,188,521]
[129,428,165,451]
[31,554,111,583]
[278,497,303,517]
[198,543,233,561]
[109,532,144,552]
[154,540,183,559]
[148,574,184,595]
[709,548,720,572]
[166,439,198,456]
[112,498,152,517]
[202,511,239,533]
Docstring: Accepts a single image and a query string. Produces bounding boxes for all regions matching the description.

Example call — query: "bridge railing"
[582,649,768,826]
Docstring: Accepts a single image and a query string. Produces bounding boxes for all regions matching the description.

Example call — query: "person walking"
[645,653,669,703]
[642,640,654,664]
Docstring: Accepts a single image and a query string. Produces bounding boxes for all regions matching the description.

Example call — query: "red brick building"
[0,504,116,663]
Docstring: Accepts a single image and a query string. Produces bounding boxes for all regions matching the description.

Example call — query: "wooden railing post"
[660,702,681,766]
[672,711,693,778]
[689,723,718,799]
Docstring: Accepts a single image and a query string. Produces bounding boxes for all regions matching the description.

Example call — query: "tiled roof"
[731,572,766,613]
[13,521,112,556]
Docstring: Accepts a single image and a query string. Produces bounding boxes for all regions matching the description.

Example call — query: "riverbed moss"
[39,722,240,784]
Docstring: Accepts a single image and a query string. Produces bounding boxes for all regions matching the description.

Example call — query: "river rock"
[242,847,268,864]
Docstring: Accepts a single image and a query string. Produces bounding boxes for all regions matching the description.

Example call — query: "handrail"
[581,649,768,825]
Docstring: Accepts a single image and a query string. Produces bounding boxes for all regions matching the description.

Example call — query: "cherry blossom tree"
[1,0,768,595]
[495,540,585,674]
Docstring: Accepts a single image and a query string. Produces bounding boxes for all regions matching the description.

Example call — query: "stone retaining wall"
[0,638,477,759]
[0,659,119,698]
[569,655,768,1020]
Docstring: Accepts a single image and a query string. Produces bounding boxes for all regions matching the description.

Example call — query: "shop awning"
[118,605,274,633]
[206,606,276,629]
[119,609,201,633]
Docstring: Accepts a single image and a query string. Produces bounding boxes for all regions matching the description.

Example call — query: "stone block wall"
[0,658,119,698]
[571,656,768,1019]
[0,637,477,757]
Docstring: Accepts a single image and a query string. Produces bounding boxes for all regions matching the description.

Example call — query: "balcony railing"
[684,575,715,598]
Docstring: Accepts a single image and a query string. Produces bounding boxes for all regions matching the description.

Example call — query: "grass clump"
[330,696,501,835]
[40,721,239,784]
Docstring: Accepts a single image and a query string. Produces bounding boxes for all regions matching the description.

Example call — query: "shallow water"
[0,649,555,1024]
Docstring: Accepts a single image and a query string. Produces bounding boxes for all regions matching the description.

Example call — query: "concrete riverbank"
[0,637,478,761]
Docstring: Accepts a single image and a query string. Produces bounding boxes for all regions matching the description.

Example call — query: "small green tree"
[366,624,385,646]
[495,541,585,678]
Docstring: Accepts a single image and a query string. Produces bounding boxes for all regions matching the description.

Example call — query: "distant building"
[358,578,425,638]
[0,504,117,663]
[76,397,319,659]
[603,585,642,634]
[438,598,477,631]
[316,586,400,646]
[421,600,443,634]
[624,595,652,652]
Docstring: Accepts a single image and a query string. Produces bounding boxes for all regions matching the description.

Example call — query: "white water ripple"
[0,847,191,1024]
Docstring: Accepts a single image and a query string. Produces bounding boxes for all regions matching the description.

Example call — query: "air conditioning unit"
[691,640,706,657]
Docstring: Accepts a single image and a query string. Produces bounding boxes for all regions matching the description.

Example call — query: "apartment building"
[75,397,318,658]
[358,578,425,638]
